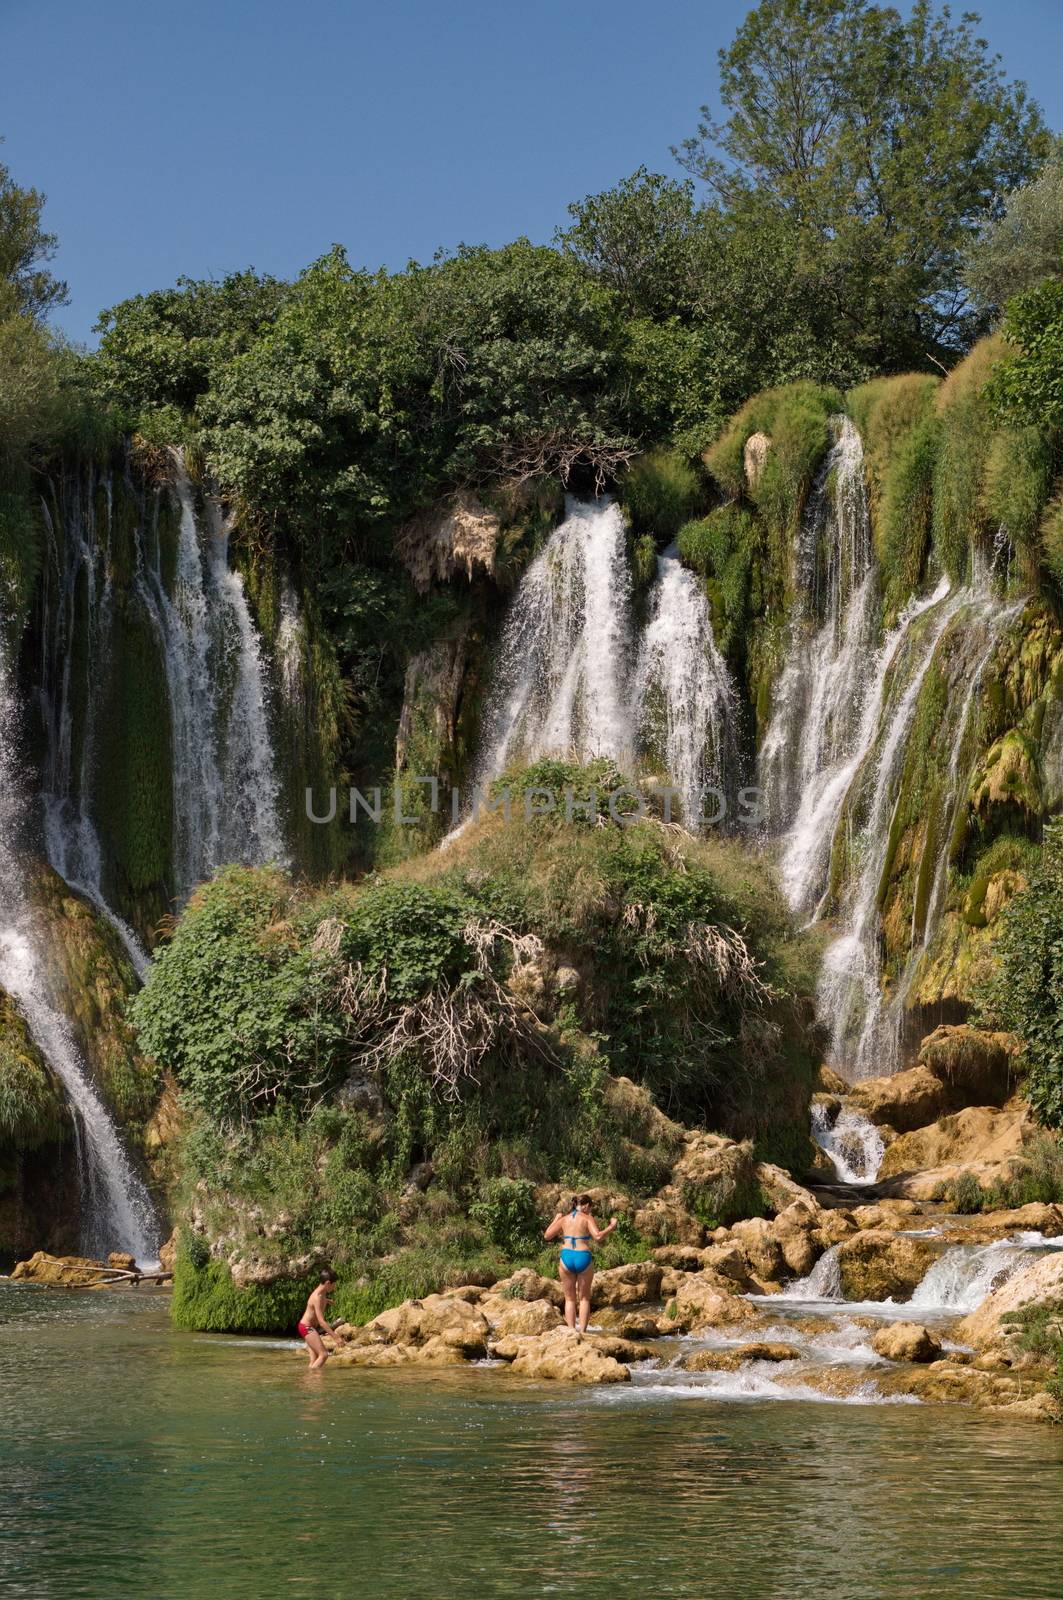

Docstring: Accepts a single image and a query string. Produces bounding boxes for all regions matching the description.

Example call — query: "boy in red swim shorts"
[298,1269,339,1369]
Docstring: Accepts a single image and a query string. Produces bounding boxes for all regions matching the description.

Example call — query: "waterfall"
[760,417,878,870]
[810,1100,885,1185]
[470,500,739,829]
[473,498,636,787]
[37,483,150,975]
[40,455,287,913]
[631,547,739,823]
[818,586,965,1074]
[0,647,158,1262]
[781,1242,843,1301]
[876,593,1026,1066]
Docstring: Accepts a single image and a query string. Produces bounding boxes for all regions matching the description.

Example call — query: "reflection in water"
[2,1283,1062,1599]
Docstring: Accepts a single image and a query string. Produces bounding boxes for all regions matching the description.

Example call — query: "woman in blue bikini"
[543,1193,618,1333]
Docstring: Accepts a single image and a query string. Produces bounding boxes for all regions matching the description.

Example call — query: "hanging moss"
[0,487,42,645]
[984,426,1055,587]
[620,449,704,539]
[931,337,1007,583]
[0,990,69,1149]
[172,1249,316,1334]
[848,374,941,621]
[95,591,174,905]
[704,382,844,536]
[107,473,141,589]
[677,505,761,665]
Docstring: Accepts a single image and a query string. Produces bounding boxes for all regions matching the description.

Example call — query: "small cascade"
[0,648,158,1262]
[781,1242,843,1301]
[811,1100,885,1185]
[471,500,739,829]
[631,546,739,822]
[473,498,636,787]
[817,584,966,1074]
[908,1237,1047,1314]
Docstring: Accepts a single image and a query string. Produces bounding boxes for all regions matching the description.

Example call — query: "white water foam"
[811,1101,885,1185]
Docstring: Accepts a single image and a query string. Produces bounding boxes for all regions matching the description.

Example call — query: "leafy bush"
[975,821,1063,1128]
[130,866,347,1122]
[947,1170,988,1214]
[620,448,703,539]
[470,1177,542,1258]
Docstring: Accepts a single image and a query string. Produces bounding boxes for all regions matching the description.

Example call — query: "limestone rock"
[816,1065,851,1096]
[397,490,501,592]
[871,1322,943,1363]
[770,1202,824,1277]
[917,1025,1016,1107]
[488,1269,565,1308]
[835,1231,935,1302]
[877,1105,1031,1179]
[492,1327,631,1384]
[956,1254,1063,1353]
[743,431,771,489]
[846,1065,953,1133]
[359,1293,490,1358]
[478,1295,561,1339]
[633,1199,706,1247]
[666,1273,761,1334]
[728,1217,785,1283]
[11,1251,105,1285]
[754,1162,818,1213]
[590,1262,664,1308]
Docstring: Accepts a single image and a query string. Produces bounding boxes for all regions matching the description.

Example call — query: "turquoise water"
[3,1282,1063,1599]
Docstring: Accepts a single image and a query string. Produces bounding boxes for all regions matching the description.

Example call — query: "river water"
[3,1282,1062,1599]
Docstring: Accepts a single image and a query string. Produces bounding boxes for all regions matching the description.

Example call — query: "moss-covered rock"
[0,988,77,1265]
[28,862,159,1138]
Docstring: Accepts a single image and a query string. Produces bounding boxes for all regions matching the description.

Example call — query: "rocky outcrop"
[396,491,502,593]
[871,1322,943,1363]
[877,1104,1032,1180]
[916,1025,1016,1107]
[835,1231,935,1301]
[846,1064,954,1133]
[492,1328,632,1384]
[956,1254,1063,1354]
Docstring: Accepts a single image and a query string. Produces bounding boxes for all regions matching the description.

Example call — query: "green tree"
[557,167,704,320]
[975,820,1063,1128]
[93,269,290,424]
[675,0,1048,365]
[988,277,1063,427]
[0,145,67,320]
[965,137,1063,311]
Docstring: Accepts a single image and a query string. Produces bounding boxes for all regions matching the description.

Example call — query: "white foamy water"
[473,498,636,786]
[0,650,158,1262]
[811,1100,885,1185]
[631,546,739,824]
[908,1237,1049,1314]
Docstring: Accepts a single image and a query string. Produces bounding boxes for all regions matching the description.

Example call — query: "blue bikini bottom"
[560,1248,593,1273]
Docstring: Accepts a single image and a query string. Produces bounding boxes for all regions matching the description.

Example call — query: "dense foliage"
[976,821,1063,1128]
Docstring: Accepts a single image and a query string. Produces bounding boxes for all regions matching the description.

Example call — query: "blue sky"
[5,0,1063,344]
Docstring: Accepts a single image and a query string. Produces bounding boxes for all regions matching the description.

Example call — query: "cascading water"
[631,547,739,823]
[817,585,966,1073]
[0,647,158,1262]
[810,1100,885,1185]
[471,500,739,829]
[760,417,879,884]
[37,482,150,975]
[40,455,287,914]
[472,498,636,788]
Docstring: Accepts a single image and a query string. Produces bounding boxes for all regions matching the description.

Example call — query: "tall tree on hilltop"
[674,0,1049,366]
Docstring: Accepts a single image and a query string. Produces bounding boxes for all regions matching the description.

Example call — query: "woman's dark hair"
[572,1194,592,1208]
[320,1268,338,1284]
